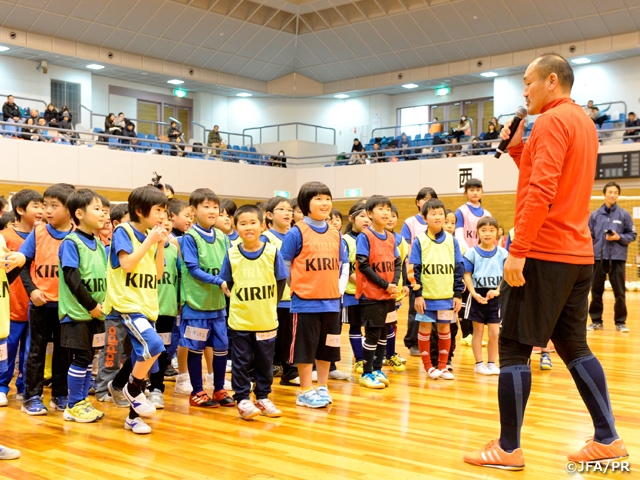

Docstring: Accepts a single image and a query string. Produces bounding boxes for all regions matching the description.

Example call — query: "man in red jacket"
[464,54,628,470]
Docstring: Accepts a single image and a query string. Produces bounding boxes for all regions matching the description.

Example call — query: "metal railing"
[497,100,629,128]
[242,122,336,145]
[2,120,638,168]
[371,118,475,143]
[0,94,48,113]
[79,105,179,136]
[191,121,254,148]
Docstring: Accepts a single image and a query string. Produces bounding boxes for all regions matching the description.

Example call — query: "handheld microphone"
[494,106,528,158]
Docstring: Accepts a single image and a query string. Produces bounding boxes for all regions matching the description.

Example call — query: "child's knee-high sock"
[348,323,363,362]
[187,350,204,394]
[82,363,93,400]
[385,326,396,359]
[417,331,432,370]
[67,364,86,408]
[213,351,227,392]
[437,332,451,371]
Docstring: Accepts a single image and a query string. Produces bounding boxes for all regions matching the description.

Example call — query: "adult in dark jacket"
[58,106,72,123]
[58,112,77,144]
[104,113,122,136]
[351,138,364,153]
[120,122,138,149]
[43,103,58,123]
[2,95,21,122]
[587,182,637,332]
[623,112,639,142]
[20,117,40,140]
[167,121,184,156]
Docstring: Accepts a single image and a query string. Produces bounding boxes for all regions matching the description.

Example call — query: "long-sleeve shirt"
[589,203,637,261]
[507,97,598,264]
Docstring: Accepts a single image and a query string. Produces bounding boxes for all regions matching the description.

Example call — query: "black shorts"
[360,300,396,328]
[155,315,176,346]
[290,312,341,364]
[464,289,501,324]
[61,318,105,351]
[500,258,593,347]
[342,305,362,327]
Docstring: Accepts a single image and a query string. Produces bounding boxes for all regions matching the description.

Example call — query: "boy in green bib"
[58,189,108,423]
[220,205,288,420]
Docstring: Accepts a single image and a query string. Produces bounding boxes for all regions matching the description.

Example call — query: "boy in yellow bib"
[220,205,288,420]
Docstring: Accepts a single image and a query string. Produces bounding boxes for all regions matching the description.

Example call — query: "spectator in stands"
[489,117,502,131]
[165,184,175,199]
[584,100,595,116]
[351,138,364,154]
[120,121,138,150]
[2,95,21,123]
[44,103,58,124]
[28,109,40,124]
[451,115,471,142]
[485,122,500,141]
[370,143,386,163]
[58,106,72,123]
[115,112,128,129]
[398,132,413,160]
[590,107,608,127]
[167,120,184,156]
[104,113,122,136]
[36,117,51,142]
[446,137,462,157]
[623,112,639,142]
[429,117,443,135]
[207,124,222,148]
[58,111,76,144]
[20,117,39,141]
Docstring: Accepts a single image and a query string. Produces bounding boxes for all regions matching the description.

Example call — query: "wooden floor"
[1,292,638,479]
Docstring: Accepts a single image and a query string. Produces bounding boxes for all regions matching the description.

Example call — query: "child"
[168,199,192,238]
[290,198,304,227]
[356,196,400,389]
[384,205,408,372]
[261,196,299,386]
[462,217,508,376]
[455,179,492,346]
[95,202,132,405]
[0,189,43,406]
[0,232,26,459]
[147,215,180,408]
[180,188,234,408]
[220,205,288,419]
[329,209,343,232]
[217,199,241,246]
[401,187,438,356]
[103,186,168,434]
[343,201,371,375]
[281,182,349,408]
[19,183,76,415]
[410,199,464,380]
[96,195,112,247]
[58,189,108,422]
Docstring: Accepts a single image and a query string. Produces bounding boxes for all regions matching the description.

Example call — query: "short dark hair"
[97,194,110,209]
[390,204,399,216]
[477,216,499,231]
[416,187,438,208]
[234,204,263,224]
[164,184,174,195]
[629,112,636,116]
[445,208,454,216]
[255,201,266,213]
[603,181,621,194]
[0,197,6,212]
[128,186,169,222]
[219,198,237,216]
[330,208,343,221]
[67,189,101,226]
[44,183,76,205]
[266,196,292,214]
[189,188,219,209]
[11,189,44,221]
[534,53,574,89]
[421,198,446,217]
[0,211,15,230]
[110,203,129,224]
[296,181,332,216]
[365,195,392,212]
[290,197,298,210]
[464,178,483,191]
[168,198,189,217]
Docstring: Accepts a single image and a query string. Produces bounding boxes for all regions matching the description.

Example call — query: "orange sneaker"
[568,438,629,464]
[464,439,525,471]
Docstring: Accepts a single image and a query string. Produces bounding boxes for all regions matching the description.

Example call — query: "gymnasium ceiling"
[1,0,640,97]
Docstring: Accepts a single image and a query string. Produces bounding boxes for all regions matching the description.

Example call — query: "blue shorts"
[179,317,228,353]
[416,310,456,324]
[118,313,165,365]
[0,338,8,374]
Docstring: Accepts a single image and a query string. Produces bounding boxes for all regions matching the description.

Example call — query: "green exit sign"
[274,190,290,198]
[435,87,451,96]
[345,188,362,197]
[173,88,187,98]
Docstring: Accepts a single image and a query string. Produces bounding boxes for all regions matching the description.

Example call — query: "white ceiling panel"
[452,0,498,36]
[55,17,92,41]
[69,0,107,22]
[476,34,511,56]
[182,48,214,66]
[456,38,488,59]
[124,34,156,55]
[220,56,250,75]
[162,8,206,42]
[297,36,338,64]
[29,12,66,36]
[435,42,467,63]
[236,59,267,78]
[102,30,137,51]
[395,49,428,70]
[499,29,534,52]
[94,5,131,28]
[368,18,411,51]
[78,24,114,46]
[505,0,544,28]
[546,20,583,44]
[236,28,278,59]
[219,23,262,55]
[480,2,520,32]
[204,51,234,70]
[377,52,407,71]
[182,15,221,47]
[314,30,353,61]
[201,18,244,50]
[389,15,431,48]
[118,1,162,31]
[18,0,49,8]
[2,5,42,30]
[629,7,640,29]
[332,26,374,58]
[43,0,77,16]
[600,10,638,35]
[253,33,294,62]
[432,4,474,40]
[349,24,392,55]
[360,56,389,75]
[344,59,372,77]
[415,45,446,65]
[164,44,197,64]
[522,25,558,46]
[534,0,571,23]
[573,15,612,38]
[593,0,627,13]
[561,0,598,18]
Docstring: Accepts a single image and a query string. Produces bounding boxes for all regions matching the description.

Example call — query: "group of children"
[0,176,523,455]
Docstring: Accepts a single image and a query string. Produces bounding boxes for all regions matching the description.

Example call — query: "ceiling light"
[334,94,349,99]
[480,71,498,77]
[0,46,9,52]
[571,57,591,65]
[236,92,252,97]
[86,64,105,70]
[167,79,184,85]
[402,84,419,89]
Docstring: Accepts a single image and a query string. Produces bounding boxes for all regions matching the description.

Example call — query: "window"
[398,105,430,138]
[51,80,80,125]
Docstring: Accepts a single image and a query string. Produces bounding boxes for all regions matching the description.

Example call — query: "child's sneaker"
[255,398,282,418]
[213,389,236,407]
[427,367,442,380]
[440,370,455,380]
[446,361,454,371]
[464,439,525,470]
[124,416,152,434]
[540,353,553,370]
[567,438,628,464]
[226,360,232,373]
[487,363,501,375]
[296,389,328,408]
[474,363,493,376]
[461,334,473,346]
[387,355,406,372]
[0,444,21,460]
[108,381,130,407]
[174,373,192,395]
[83,399,105,419]
[353,361,364,374]
[21,395,48,416]
[237,399,261,420]
[49,396,68,411]
[372,370,390,387]
[311,371,318,382]
[204,373,214,392]
[189,390,219,408]
[96,392,112,403]
[359,373,385,389]
[15,392,24,402]
[273,364,284,377]
[0,392,7,407]
[328,369,350,380]
[63,400,100,423]
[149,389,164,409]
[224,379,233,391]
[316,385,333,404]
[123,383,156,417]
